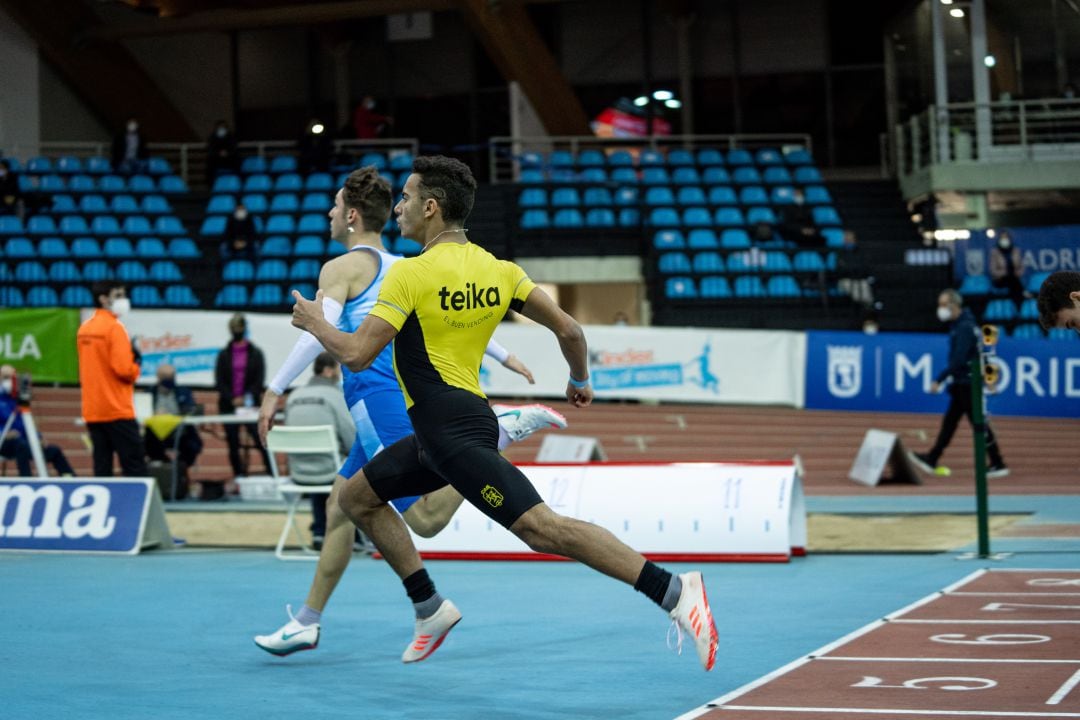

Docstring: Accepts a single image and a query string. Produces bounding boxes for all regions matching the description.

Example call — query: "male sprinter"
[254,166,565,656]
[292,156,718,671]
[1037,271,1080,335]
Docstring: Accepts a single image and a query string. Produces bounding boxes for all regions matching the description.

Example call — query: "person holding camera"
[76,281,149,477]
[0,365,75,477]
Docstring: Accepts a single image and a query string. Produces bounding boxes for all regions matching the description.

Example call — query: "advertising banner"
[953,226,1080,284]
[0,308,80,382]
[805,330,1080,418]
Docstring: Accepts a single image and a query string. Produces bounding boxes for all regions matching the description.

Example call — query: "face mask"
[160,378,176,390]
[231,330,245,342]
[999,239,1011,250]
[235,209,248,220]
[111,297,131,318]
[863,324,879,335]
[0,377,13,395]
[794,195,805,205]
[216,126,227,138]
[127,122,138,133]
[364,98,376,110]
[936,306,953,323]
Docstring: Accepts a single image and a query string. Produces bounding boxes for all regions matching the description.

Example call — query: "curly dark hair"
[1037,271,1080,329]
[412,155,477,225]
[342,165,392,233]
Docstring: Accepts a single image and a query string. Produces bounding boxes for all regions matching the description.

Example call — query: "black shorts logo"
[481,484,504,508]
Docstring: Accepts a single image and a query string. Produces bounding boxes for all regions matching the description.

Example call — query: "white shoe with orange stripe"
[668,571,719,671]
[402,599,462,663]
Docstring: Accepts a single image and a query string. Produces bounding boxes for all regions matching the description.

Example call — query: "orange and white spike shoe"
[402,599,462,663]
[668,571,719,671]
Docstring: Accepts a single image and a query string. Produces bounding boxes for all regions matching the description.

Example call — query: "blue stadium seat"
[297,214,327,234]
[293,236,324,257]
[395,238,422,256]
[91,216,122,236]
[649,207,680,227]
[732,167,762,185]
[793,250,826,272]
[1011,323,1043,339]
[212,175,242,194]
[27,157,52,173]
[607,151,634,167]
[805,185,832,204]
[129,175,155,193]
[240,194,268,214]
[82,260,112,281]
[645,187,675,206]
[141,195,171,215]
[551,188,581,207]
[52,195,78,214]
[664,277,697,299]
[269,155,298,174]
[658,252,692,274]
[27,216,58,235]
[639,150,665,167]
[1,286,24,307]
[785,148,814,165]
[755,148,783,166]
[727,149,753,166]
[552,209,584,228]
[641,167,670,185]
[548,150,575,168]
[48,261,81,283]
[1026,272,1050,293]
[518,152,543,169]
[707,186,737,206]
[60,285,94,307]
[739,186,769,205]
[159,175,188,194]
[255,259,288,281]
[168,237,201,258]
[57,157,83,174]
[147,157,172,175]
[113,195,142,214]
[264,215,295,234]
[821,228,846,248]
[127,285,162,307]
[715,207,746,226]
[676,187,707,206]
[764,252,793,272]
[116,260,148,282]
[121,215,152,236]
[576,149,605,167]
[771,186,796,205]
[222,260,255,281]
[389,153,413,171]
[579,168,608,183]
[584,208,616,228]
[984,298,1016,321]
[653,230,685,250]
[519,169,545,184]
[667,149,694,167]
[103,237,135,258]
[794,166,823,183]
[767,275,802,297]
[670,167,701,186]
[733,275,766,297]
[1019,298,1039,320]
[548,168,576,184]
[699,276,731,298]
[4,237,34,257]
[812,206,842,226]
[26,286,59,307]
[207,195,236,215]
[617,208,640,227]
[608,168,637,185]
[289,259,321,280]
[15,261,48,283]
[269,194,299,214]
[762,166,793,185]
[243,174,272,193]
[702,167,731,185]
[326,240,347,256]
[687,229,720,249]
[682,208,712,227]
[147,259,182,282]
[251,284,285,306]
[68,175,95,193]
[1048,328,1078,341]
[164,285,200,307]
[153,216,185,236]
[305,173,334,192]
[79,195,108,214]
[60,215,91,235]
[39,174,66,193]
[614,187,639,206]
[726,252,757,273]
[582,187,613,207]
[71,237,102,258]
[301,193,331,212]
[692,251,725,274]
[274,174,303,193]
[241,157,268,174]
[720,229,751,248]
[696,148,724,166]
[746,207,778,225]
[87,157,111,174]
[260,236,292,257]
[39,237,68,258]
[520,210,550,230]
[214,285,249,308]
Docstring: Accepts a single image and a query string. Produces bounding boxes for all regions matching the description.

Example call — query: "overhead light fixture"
[311,123,325,134]
[664,99,682,109]
[633,96,649,107]
[940,0,954,4]
[950,8,965,17]
[984,55,997,67]
[652,90,674,101]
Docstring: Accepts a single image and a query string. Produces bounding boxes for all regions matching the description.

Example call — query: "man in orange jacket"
[77,281,149,477]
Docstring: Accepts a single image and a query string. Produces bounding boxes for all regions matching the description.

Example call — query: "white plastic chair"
[265,425,341,561]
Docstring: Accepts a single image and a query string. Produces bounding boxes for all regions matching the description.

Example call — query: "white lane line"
[1047,668,1080,706]
[819,656,1080,664]
[715,706,1080,717]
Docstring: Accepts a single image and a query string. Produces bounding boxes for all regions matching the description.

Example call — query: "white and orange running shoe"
[402,599,462,663]
[668,571,719,671]
[493,403,567,443]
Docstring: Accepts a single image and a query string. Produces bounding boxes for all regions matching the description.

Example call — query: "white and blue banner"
[806,330,1080,418]
[0,478,171,554]
[953,226,1080,283]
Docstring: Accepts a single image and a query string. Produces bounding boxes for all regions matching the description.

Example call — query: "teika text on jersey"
[438,283,502,311]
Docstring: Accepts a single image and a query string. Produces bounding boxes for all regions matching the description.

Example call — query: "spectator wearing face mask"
[143,362,203,495]
[352,95,393,140]
[111,117,149,175]
[221,202,259,260]
[0,364,76,477]
[779,188,824,248]
[214,314,272,478]
[206,120,239,183]
[988,230,1027,308]
[76,281,149,477]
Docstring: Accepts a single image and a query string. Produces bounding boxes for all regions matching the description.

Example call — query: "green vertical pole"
[970,355,991,558]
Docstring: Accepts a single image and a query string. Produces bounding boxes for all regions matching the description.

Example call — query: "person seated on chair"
[779,188,824,248]
[220,203,259,260]
[143,363,203,495]
[0,365,75,477]
[282,353,356,549]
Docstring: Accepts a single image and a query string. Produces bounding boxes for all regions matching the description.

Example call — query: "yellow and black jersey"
[368,241,535,408]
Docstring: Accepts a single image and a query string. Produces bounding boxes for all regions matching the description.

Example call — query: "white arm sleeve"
[484,338,510,364]
[268,297,345,394]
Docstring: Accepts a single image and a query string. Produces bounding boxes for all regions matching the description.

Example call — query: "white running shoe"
[254,605,320,657]
[668,571,719,671]
[493,403,567,443]
[402,599,462,663]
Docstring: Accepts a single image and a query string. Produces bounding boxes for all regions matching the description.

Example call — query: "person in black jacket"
[206,119,239,183]
[111,117,149,175]
[214,314,272,477]
[0,160,23,216]
[909,289,1009,478]
[144,363,204,470]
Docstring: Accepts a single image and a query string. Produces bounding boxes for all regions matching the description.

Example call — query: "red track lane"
[683,570,1080,720]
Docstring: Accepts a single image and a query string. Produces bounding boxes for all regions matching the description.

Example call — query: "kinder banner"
[953,226,1080,283]
[0,308,80,382]
[805,330,1080,418]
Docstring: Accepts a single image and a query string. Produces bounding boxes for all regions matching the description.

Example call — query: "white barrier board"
[411,461,806,562]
